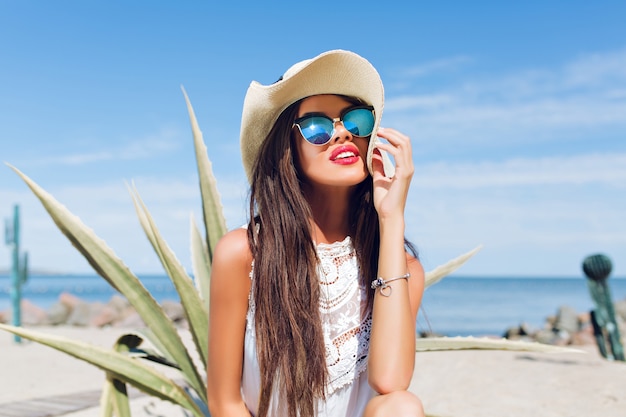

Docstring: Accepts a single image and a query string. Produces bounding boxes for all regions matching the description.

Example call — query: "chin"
[332,172,369,187]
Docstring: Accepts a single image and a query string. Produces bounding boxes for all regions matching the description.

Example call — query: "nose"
[330,118,353,143]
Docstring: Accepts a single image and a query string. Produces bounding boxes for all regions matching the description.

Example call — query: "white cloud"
[118,135,181,160]
[29,128,182,166]
[403,150,626,277]
[563,48,626,88]
[401,55,472,78]
[385,94,456,112]
[385,48,626,144]
[414,152,626,189]
[405,186,626,277]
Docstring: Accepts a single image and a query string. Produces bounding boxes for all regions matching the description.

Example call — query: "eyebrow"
[297,111,333,119]
[297,105,364,120]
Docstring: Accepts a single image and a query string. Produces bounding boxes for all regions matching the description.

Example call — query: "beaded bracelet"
[370,273,410,297]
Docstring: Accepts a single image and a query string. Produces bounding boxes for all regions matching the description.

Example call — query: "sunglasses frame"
[293,105,375,146]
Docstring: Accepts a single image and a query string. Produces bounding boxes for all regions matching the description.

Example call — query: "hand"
[370,127,414,220]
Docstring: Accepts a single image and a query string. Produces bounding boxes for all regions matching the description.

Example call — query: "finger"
[374,142,413,170]
[374,141,401,156]
[375,129,413,161]
[376,127,411,147]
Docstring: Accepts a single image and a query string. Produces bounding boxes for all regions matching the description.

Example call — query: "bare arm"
[368,249,424,393]
[367,127,425,394]
[206,228,253,417]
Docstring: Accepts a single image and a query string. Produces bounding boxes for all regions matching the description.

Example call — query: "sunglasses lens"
[297,116,334,145]
[342,108,375,137]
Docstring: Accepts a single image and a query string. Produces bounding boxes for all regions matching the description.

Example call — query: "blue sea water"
[419,276,626,336]
[0,273,179,311]
[1,274,625,337]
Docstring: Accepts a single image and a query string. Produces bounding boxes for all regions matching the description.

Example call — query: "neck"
[303,183,353,244]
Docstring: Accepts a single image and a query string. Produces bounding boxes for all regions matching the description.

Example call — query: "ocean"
[1,274,625,337]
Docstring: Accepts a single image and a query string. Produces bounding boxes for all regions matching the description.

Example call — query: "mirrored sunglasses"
[293,106,375,146]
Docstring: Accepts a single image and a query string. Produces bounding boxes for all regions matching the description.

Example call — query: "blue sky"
[1,1,625,277]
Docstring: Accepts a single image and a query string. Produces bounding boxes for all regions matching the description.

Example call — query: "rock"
[534,329,557,345]
[90,304,119,327]
[553,330,572,346]
[503,323,534,340]
[66,300,108,327]
[64,300,91,326]
[161,300,185,322]
[46,301,71,325]
[577,311,591,326]
[59,292,83,309]
[20,299,49,325]
[115,311,146,328]
[503,326,520,339]
[417,330,445,338]
[544,314,557,329]
[571,326,595,346]
[177,317,189,330]
[107,294,130,314]
[554,305,579,334]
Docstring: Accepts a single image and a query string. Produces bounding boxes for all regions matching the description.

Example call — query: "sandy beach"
[1,325,625,417]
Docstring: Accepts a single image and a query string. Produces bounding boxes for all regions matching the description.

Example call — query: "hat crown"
[282,58,311,81]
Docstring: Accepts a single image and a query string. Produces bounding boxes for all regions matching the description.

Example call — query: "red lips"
[330,145,361,163]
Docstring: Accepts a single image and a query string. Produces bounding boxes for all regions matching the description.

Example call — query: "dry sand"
[0,326,625,417]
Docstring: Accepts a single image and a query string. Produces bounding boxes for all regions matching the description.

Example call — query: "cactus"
[582,253,612,281]
[582,254,624,361]
[4,204,29,343]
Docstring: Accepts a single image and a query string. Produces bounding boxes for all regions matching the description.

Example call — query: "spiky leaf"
[6,164,205,399]
[0,324,205,417]
[415,336,583,353]
[181,86,227,260]
[425,245,483,288]
[190,215,211,313]
[99,334,141,417]
[128,184,208,368]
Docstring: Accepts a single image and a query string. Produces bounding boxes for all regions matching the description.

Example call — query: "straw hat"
[239,49,394,182]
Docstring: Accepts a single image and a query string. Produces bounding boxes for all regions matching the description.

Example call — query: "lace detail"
[246,237,371,395]
[317,237,371,395]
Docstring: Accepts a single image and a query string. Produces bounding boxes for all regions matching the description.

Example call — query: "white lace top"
[241,236,376,416]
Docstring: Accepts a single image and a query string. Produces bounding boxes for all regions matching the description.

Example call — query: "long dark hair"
[246,97,412,417]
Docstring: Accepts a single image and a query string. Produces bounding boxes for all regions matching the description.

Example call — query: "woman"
[207,50,425,417]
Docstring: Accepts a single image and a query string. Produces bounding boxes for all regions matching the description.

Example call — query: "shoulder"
[405,252,425,288]
[405,252,424,274]
[405,252,425,317]
[211,228,253,288]
[214,227,251,259]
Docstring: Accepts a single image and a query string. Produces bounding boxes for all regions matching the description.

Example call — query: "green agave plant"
[0,88,574,417]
